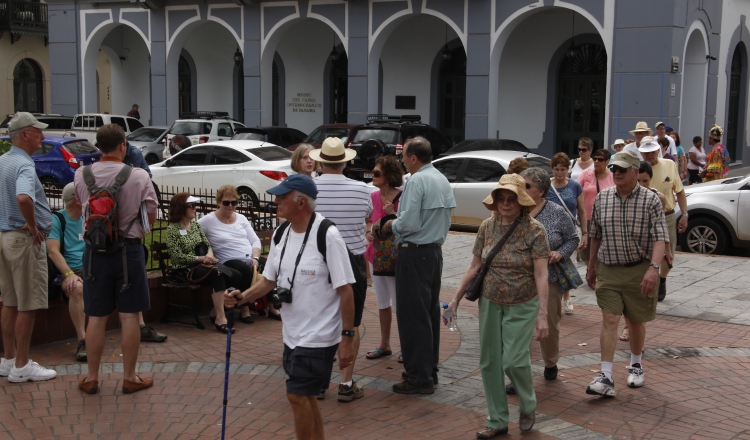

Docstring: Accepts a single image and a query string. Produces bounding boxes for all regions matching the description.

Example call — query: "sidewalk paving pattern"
[2,232,750,439]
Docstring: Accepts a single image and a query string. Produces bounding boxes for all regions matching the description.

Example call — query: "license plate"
[364,173,372,179]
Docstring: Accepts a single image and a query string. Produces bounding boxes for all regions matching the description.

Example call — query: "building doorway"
[329,51,348,123]
[178,55,192,117]
[727,44,745,160]
[439,46,466,143]
[13,59,43,113]
[556,44,607,156]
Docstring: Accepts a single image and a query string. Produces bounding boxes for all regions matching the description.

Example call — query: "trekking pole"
[221,288,237,440]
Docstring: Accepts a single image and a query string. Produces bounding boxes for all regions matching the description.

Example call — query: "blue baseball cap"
[267,174,318,199]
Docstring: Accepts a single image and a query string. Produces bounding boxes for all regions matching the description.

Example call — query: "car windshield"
[171,121,204,135]
[127,128,165,142]
[353,129,400,144]
[64,140,99,155]
[233,132,266,141]
[247,146,292,161]
[305,127,350,144]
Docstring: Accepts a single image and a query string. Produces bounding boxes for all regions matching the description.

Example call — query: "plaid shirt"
[590,184,668,266]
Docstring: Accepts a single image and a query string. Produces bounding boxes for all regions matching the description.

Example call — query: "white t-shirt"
[198,212,261,264]
[263,213,355,349]
[569,159,591,181]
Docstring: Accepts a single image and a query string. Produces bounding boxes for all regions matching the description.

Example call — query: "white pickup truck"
[44,113,144,142]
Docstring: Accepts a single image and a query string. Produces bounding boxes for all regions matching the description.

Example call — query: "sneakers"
[626,363,645,388]
[8,360,57,383]
[338,381,364,402]
[75,340,87,362]
[657,283,666,302]
[0,357,15,377]
[586,373,616,397]
[140,325,168,342]
[563,299,574,314]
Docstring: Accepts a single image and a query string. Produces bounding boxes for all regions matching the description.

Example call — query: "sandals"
[239,315,254,324]
[619,327,630,341]
[268,312,282,321]
[215,323,235,334]
[397,352,404,364]
[366,348,392,359]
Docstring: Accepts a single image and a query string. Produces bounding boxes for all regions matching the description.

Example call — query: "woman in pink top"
[364,155,403,360]
[577,149,614,264]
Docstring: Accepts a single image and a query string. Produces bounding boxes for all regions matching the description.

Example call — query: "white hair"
[293,190,317,211]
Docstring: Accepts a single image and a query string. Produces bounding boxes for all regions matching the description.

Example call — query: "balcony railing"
[0,1,48,41]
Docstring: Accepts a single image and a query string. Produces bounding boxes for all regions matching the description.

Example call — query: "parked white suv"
[163,112,245,159]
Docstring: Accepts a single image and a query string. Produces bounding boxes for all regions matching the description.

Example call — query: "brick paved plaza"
[1,233,750,439]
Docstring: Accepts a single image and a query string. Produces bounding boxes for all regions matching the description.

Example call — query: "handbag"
[551,256,583,293]
[371,192,402,276]
[464,216,522,302]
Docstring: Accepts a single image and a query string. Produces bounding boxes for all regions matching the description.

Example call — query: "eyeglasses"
[495,196,518,205]
[609,165,629,174]
[222,200,239,206]
[578,148,589,152]
[186,204,196,209]
[593,157,608,162]
[372,170,384,178]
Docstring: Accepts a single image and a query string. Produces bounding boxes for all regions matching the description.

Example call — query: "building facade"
[43,0,750,162]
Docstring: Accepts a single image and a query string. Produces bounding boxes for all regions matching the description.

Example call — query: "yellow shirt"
[650,159,683,212]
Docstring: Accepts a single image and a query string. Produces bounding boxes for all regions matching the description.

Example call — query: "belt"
[124,238,143,244]
[664,209,675,216]
[622,259,644,267]
[400,242,441,248]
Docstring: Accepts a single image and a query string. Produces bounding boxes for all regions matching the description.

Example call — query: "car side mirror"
[164,159,173,167]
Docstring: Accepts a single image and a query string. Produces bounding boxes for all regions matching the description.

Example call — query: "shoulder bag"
[372,192,402,276]
[464,216,521,302]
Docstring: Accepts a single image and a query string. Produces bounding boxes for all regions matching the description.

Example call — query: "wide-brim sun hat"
[638,135,660,153]
[629,121,654,136]
[308,137,357,163]
[482,174,536,210]
[609,151,640,170]
[612,138,626,148]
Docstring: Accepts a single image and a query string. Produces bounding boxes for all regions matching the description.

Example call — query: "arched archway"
[726,43,746,160]
[680,25,708,141]
[178,54,194,117]
[438,44,467,143]
[13,59,43,113]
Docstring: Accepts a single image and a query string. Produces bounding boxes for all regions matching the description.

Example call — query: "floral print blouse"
[472,214,550,305]
[165,220,213,269]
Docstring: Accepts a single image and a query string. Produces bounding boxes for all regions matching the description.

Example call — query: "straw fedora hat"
[629,121,654,136]
[308,137,357,163]
[482,174,536,211]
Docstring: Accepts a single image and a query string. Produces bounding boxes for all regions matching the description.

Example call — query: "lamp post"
[234,47,244,123]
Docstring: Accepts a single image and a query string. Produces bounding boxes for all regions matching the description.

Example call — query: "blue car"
[0,134,101,188]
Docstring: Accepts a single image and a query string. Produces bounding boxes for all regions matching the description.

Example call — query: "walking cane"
[221,288,237,440]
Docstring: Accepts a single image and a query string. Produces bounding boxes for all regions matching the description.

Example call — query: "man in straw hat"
[585,150,669,397]
[623,121,653,160]
[0,112,58,383]
[638,137,687,301]
[381,136,456,394]
[309,137,372,402]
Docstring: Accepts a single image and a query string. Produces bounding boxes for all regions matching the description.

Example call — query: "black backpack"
[82,164,139,291]
[46,211,66,301]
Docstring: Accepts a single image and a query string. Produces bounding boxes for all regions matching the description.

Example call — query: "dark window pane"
[110,117,127,131]
[463,159,504,183]
[171,146,209,166]
[353,129,399,144]
[64,141,98,155]
[217,123,234,137]
[247,146,293,161]
[210,147,249,165]
[128,118,144,130]
[433,159,463,182]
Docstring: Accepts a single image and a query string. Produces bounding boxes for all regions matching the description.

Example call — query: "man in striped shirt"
[311,137,372,403]
[585,150,669,398]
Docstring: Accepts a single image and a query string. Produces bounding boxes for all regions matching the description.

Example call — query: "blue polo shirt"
[0,146,52,233]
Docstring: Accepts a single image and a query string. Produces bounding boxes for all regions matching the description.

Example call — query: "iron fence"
[45,184,280,271]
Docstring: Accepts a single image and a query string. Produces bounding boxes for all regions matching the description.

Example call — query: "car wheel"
[40,176,62,190]
[679,217,728,255]
[145,154,159,165]
[237,187,260,217]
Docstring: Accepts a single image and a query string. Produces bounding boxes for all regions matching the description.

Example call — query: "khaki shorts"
[665,213,677,256]
[595,260,657,323]
[0,230,49,311]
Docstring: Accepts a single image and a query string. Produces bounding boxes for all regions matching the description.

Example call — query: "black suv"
[348,114,453,181]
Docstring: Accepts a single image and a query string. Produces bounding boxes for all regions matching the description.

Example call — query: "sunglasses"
[372,170,384,178]
[578,148,589,152]
[222,200,239,206]
[609,165,629,174]
[525,183,533,189]
[186,204,196,209]
[593,157,608,162]
[496,197,518,205]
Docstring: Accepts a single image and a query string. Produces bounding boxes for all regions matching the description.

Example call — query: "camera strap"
[277,214,316,291]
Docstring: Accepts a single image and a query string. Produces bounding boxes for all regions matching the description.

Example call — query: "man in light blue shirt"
[382,136,455,394]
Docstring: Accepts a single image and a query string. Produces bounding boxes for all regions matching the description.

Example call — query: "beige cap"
[62,183,76,203]
[609,151,640,169]
[8,112,48,132]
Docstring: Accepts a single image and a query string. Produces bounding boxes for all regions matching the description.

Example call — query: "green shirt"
[392,163,456,245]
[166,220,212,269]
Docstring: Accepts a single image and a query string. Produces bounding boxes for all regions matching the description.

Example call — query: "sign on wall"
[287,92,321,113]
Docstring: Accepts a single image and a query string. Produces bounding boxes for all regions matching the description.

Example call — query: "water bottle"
[244,253,253,267]
[53,274,62,286]
[442,302,458,331]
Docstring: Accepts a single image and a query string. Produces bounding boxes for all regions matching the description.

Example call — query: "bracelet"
[252,256,259,261]
[63,270,75,277]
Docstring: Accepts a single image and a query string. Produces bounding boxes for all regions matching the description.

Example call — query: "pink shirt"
[74,159,158,238]
[364,189,401,263]
[577,168,614,220]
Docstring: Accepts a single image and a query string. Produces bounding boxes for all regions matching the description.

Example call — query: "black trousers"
[395,246,442,388]
[223,259,254,291]
[192,264,242,293]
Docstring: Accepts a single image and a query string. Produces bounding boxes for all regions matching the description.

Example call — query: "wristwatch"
[341,330,355,338]
[650,263,660,271]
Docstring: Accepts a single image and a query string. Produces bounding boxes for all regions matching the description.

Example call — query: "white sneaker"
[0,357,15,377]
[586,373,616,397]
[8,360,57,383]
[626,363,644,388]
[563,299,574,314]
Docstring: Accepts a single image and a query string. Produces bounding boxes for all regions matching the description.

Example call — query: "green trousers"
[478,296,538,429]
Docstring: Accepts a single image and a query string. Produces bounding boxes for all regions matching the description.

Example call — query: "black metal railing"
[45,185,280,272]
[0,1,48,35]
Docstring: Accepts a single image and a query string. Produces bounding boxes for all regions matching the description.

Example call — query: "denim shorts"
[282,344,339,396]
